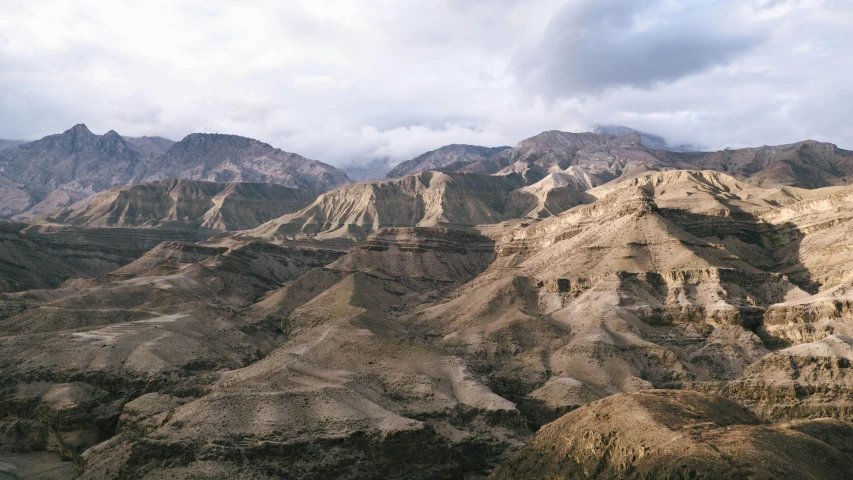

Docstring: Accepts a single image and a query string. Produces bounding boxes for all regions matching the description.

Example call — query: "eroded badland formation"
[3,126,853,478]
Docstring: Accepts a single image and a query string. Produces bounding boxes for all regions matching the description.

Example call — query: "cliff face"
[327,226,496,282]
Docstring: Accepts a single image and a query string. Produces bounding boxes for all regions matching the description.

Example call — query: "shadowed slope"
[77,230,526,478]
[41,178,316,231]
[0,237,344,460]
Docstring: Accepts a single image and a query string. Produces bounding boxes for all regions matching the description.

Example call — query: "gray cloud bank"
[514,0,765,96]
[0,0,851,166]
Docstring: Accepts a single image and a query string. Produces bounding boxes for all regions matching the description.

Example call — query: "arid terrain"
[3,127,853,479]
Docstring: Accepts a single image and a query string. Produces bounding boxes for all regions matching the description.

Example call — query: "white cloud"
[293,75,351,90]
[0,0,851,165]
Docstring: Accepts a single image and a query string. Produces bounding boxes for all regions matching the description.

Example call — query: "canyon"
[2,128,853,478]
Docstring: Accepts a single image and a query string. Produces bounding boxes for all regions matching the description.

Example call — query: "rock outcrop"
[691,335,853,422]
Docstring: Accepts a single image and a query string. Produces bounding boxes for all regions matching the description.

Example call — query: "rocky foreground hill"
[3,130,853,478]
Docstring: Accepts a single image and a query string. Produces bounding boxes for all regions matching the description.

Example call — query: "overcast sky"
[1,0,851,167]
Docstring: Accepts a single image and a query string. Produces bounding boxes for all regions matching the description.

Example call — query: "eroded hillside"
[4,132,853,479]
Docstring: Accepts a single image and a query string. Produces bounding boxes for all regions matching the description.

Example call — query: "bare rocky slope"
[5,130,853,478]
[671,140,853,188]
[0,237,346,463]
[0,221,86,293]
[690,334,853,421]
[255,131,853,245]
[0,179,317,293]
[123,136,175,156]
[386,144,510,178]
[41,178,316,232]
[0,125,350,218]
[247,171,530,241]
[593,124,700,152]
[491,390,853,479]
[0,125,148,218]
[456,130,853,190]
[145,133,350,191]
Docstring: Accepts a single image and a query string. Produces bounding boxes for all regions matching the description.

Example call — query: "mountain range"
[0,124,350,218]
[3,126,853,479]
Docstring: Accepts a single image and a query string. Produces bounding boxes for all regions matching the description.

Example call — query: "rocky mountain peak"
[177,132,266,149]
[386,144,511,178]
[517,130,605,147]
[98,129,132,155]
[65,123,94,137]
[150,132,350,191]
[606,131,644,147]
[164,133,276,163]
[45,123,102,153]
